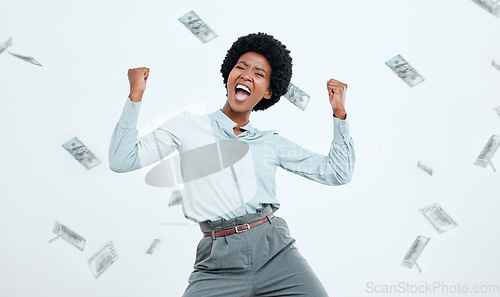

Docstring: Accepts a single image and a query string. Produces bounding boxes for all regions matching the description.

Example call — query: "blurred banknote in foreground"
[49,221,85,251]
[385,54,425,87]
[474,135,500,172]
[88,241,118,278]
[62,137,101,169]
[401,236,430,273]
[179,11,217,43]
[493,60,500,71]
[8,51,42,67]
[419,203,457,233]
[169,189,183,206]
[0,37,13,55]
[472,0,500,17]
[284,83,310,111]
[494,106,500,118]
[146,239,161,255]
[417,161,433,176]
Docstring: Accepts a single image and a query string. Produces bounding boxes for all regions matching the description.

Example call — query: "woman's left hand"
[327,78,347,120]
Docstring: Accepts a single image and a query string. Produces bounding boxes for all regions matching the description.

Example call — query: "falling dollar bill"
[7,51,42,67]
[493,60,500,71]
[0,37,13,55]
[62,137,101,169]
[168,189,183,206]
[284,83,310,111]
[146,239,161,255]
[471,0,500,17]
[49,221,86,251]
[88,241,118,278]
[494,106,500,118]
[419,203,457,233]
[417,161,433,176]
[385,54,425,87]
[401,236,430,273]
[178,11,217,43]
[474,135,500,172]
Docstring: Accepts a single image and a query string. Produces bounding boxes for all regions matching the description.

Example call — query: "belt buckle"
[235,223,250,233]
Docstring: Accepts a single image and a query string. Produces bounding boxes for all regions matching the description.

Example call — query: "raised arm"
[108,67,186,173]
[274,78,355,185]
[274,117,354,185]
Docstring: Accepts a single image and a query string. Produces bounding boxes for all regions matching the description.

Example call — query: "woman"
[109,32,354,296]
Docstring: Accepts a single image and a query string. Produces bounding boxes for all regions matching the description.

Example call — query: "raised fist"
[327,78,347,120]
[128,67,150,102]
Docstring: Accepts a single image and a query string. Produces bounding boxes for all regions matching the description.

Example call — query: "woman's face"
[226,52,273,112]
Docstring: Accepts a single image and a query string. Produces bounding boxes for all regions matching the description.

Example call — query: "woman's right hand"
[128,67,150,102]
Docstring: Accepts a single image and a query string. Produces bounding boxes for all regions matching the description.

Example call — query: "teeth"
[236,84,250,93]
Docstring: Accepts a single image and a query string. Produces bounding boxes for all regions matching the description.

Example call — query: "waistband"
[199,204,276,233]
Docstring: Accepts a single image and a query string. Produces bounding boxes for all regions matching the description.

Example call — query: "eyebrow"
[236,61,267,74]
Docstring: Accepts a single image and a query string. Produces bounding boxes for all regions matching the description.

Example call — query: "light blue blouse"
[109,97,355,222]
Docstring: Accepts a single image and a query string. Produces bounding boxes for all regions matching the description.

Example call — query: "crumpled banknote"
[88,241,118,278]
[401,236,430,273]
[62,137,101,169]
[493,106,500,118]
[169,189,183,206]
[8,51,42,67]
[146,239,161,255]
[474,135,500,172]
[420,203,457,233]
[284,83,310,111]
[179,11,217,43]
[493,60,500,71]
[49,221,85,251]
[0,37,13,55]
[1,37,43,66]
[385,54,425,87]
[417,161,433,176]
[472,0,500,17]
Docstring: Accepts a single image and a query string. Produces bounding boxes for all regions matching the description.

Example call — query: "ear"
[264,89,273,99]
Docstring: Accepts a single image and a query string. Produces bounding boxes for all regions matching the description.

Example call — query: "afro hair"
[220,32,293,111]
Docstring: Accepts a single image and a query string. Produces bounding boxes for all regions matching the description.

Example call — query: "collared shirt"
[109,97,355,222]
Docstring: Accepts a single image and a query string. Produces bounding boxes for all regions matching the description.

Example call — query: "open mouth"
[235,84,251,102]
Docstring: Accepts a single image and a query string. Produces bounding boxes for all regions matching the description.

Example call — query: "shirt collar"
[212,109,254,132]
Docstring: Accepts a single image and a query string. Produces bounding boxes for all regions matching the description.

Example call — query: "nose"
[240,69,252,81]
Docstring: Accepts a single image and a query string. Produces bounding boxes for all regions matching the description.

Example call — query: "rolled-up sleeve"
[273,115,355,185]
[108,97,187,173]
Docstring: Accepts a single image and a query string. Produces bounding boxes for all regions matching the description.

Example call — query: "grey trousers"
[182,205,329,297]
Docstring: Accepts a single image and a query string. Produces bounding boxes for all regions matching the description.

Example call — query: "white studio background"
[1,0,500,296]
